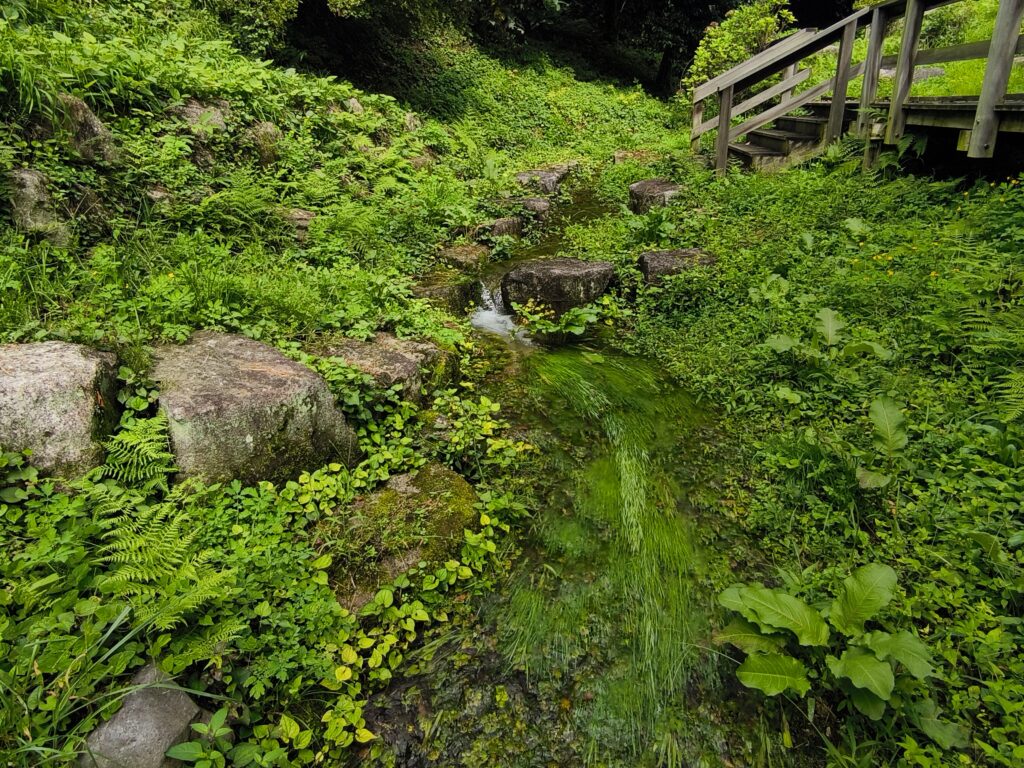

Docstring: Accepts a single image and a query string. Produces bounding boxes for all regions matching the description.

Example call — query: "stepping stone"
[501,257,615,316]
[440,244,490,271]
[487,216,524,238]
[320,333,454,403]
[412,270,480,315]
[629,179,681,214]
[515,163,577,194]
[0,341,118,477]
[516,197,552,220]
[638,248,715,284]
[151,331,358,484]
[79,664,202,768]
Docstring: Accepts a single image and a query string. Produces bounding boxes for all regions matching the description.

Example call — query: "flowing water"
[370,186,722,766]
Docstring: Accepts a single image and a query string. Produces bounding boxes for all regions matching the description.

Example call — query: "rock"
[6,169,71,246]
[403,112,422,132]
[321,333,454,403]
[57,94,118,164]
[331,462,477,610]
[501,258,615,316]
[410,152,436,171]
[441,244,490,271]
[515,163,576,195]
[281,208,315,242]
[170,98,229,134]
[145,186,172,206]
[628,178,681,214]
[613,149,658,165]
[345,97,365,115]
[0,342,117,477]
[412,271,480,315]
[638,248,715,284]
[487,216,524,239]
[516,197,552,221]
[79,664,201,768]
[243,121,283,166]
[151,331,358,484]
[64,184,110,232]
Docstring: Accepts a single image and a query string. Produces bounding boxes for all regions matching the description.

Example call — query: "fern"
[998,370,1024,423]
[103,413,177,492]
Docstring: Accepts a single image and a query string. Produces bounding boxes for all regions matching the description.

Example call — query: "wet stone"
[488,216,524,239]
[515,163,576,194]
[441,244,490,271]
[151,331,358,484]
[638,248,715,284]
[0,341,118,477]
[516,197,552,220]
[629,179,681,214]
[412,271,480,315]
[320,333,453,403]
[501,257,615,316]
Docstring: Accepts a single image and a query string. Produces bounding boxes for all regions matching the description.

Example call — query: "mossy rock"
[328,462,477,611]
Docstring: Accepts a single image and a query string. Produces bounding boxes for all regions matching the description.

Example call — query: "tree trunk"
[603,0,622,42]
[654,45,679,98]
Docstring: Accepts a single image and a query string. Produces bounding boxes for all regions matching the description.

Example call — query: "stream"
[370,186,723,767]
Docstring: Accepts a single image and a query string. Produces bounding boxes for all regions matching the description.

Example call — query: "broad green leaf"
[862,630,934,680]
[712,617,786,655]
[765,334,799,353]
[739,585,830,646]
[814,308,846,346]
[228,743,260,767]
[966,531,1006,562]
[842,340,893,360]
[830,563,897,636]
[278,713,300,741]
[165,742,205,761]
[848,686,887,720]
[911,698,969,750]
[737,653,811,697]
[827,648,894,700]
[869,397,908,456]
[855,466,892,490]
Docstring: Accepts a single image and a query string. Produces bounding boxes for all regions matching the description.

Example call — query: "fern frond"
[998,370,1024,422]
[103,413,177,492]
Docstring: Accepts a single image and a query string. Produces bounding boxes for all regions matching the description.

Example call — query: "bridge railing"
[691,0,1024,173]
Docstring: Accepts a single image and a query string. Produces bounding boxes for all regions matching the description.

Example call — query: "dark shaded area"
[790,0,853,28]
[900,126,1024,180]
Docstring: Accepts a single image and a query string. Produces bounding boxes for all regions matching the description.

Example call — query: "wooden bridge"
[691,0,1024,173]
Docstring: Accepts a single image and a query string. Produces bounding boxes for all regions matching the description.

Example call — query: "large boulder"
[79,664,201,768]
[6,169,71,246]
[412,271,480,315]
[321,334,454,403]
[170,99,229,135]
[0,341,117,477]
[629,179,681,214]
[151,332,358,484]
[638,248,715,284]
[329,462,477,611]
[486,216,524,239]
[501,258,615,316]
[515,163,576,195]
[58,94,118,164]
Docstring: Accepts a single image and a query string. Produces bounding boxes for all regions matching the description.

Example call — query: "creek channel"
[370,184,725,766]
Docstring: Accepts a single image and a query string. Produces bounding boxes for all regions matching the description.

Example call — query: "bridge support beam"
[826,20,858,144]
[885,0,925,145]
[968,0,1024,158]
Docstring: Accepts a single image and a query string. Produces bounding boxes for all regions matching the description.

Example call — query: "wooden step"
[773,115,827,138]
[747,128,819,154]
[803,101,859,119]
[728,142,787,170]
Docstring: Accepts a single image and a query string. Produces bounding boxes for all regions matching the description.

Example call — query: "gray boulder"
[321,333,453,404]
[0,341,117,477]
[412,271,480,315]
[629,179,681,214]
[515,163,576,194]
[501,258,614,316]
[151,331,358,484]
[170,99,229,135]
[345,97,365,115]
[487,216,524,239]
[243,121,283,166]
[403,112,422,132]
[638,248,715,284]
[281,208,315,242]
[58,94,118,164]
[6,169,71,246]
[79,664,201,768]
[516,197,552,221]
[441,244,490,271]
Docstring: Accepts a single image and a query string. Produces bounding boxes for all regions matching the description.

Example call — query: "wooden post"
[780,63,798,101]
[885,0,925,145]
[858,7,888,135]
[691,98,704,153]
[715,84,734,175]
[968,0,1024,158]
[827,19,858,144]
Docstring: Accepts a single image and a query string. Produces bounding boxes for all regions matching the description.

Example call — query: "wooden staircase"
[692,0,1024,174]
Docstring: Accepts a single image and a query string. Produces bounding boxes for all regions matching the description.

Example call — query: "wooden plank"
[716,84,734,174]
[694,29,818,102]
[885,0,925,144]
[695,68,810,137]
[691,99,704,152]
[781,63,799,100]
[728,62,866,141]
[827,20,858,142]
[858,7,889,134]
[969,0,1024,158]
